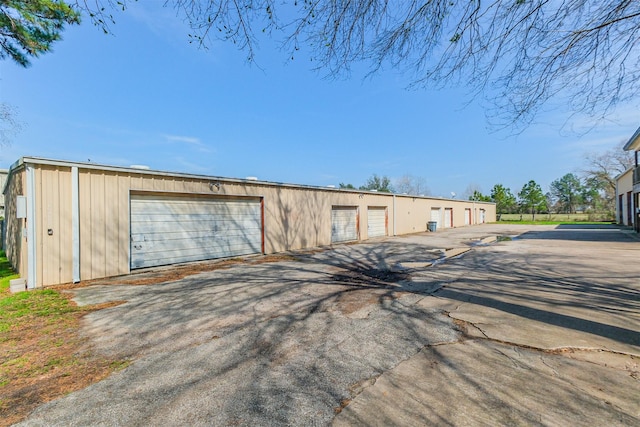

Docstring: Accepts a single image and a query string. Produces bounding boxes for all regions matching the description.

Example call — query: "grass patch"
[497,220,616,225]
[0,252,129,427]
[0,251,19,293]
[498,213,614,222]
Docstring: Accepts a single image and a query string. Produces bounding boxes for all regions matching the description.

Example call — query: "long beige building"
[3,157,495,288]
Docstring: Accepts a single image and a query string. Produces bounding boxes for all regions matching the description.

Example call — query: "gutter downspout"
[26,164,37,289]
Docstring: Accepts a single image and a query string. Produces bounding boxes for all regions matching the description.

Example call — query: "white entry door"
[444,208,453,228]
[430,208,441,228]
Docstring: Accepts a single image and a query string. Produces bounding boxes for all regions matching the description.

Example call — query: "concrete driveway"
[18,224,640,426]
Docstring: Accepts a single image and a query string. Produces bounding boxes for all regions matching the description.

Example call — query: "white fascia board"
[623,126,640,151]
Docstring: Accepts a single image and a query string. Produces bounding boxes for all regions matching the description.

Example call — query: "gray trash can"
[427,221,437,232]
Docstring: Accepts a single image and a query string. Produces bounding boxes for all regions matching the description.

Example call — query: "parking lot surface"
[17,224,640,426]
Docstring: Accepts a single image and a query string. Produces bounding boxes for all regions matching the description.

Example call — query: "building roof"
[623,126,640,151]
[7,156,495,205]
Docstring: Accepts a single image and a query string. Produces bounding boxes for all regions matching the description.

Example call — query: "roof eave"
[623,126,640,151]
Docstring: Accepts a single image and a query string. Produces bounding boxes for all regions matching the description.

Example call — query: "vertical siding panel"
[91,172,107,279]
[35,168,45,286]
[130,174,141,190]
[166,178,176,192]
[104,173,119,276]
[41,167,66,286]
[156,177,165,191]
[118,174,131,274]
[79,172,92,280]
[58,169,72,284]
[143,176,154,191]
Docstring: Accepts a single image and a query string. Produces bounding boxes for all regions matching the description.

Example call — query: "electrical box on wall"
[16,196,26,219]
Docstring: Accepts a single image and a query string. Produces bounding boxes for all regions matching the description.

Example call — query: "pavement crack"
[445,310,489,340]
[540,355,560,377]
[335,373,381,415]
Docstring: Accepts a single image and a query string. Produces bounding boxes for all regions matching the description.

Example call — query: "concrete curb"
[443,247,471,258]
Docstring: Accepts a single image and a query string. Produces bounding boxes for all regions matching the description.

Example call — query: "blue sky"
[1,2,638,198]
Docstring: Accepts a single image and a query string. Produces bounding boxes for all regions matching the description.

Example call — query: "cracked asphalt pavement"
[17,224,640,426]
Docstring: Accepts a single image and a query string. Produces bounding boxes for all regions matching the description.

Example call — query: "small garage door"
[130,194,262,269]
[479,209,486,224]
[444,208,453,228]
[464,208,471,225]
[332,206,358,243]
[430,208,441,229]
[367,207,387,238]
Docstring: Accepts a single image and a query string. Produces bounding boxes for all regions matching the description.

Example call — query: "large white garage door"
[331,206,358,243]
[130,194,262,269]
[367,207,387,238]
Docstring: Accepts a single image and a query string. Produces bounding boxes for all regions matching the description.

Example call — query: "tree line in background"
[341,143,633,221]
[469,143,634,220]
[340,174,429,195]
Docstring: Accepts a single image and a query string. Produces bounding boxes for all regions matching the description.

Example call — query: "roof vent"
[130,165,150,170]
[245,176,258,181]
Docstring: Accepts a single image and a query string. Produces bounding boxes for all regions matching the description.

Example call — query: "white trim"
[623,126,640,151]
[26,164,37,289]
[72,167,80,283]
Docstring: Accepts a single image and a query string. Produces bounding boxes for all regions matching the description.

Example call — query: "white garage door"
[367,207,387,238]
[331,206,358,243]
[465,208,471,225]
[130,194,262,269]
[430,208,441,228]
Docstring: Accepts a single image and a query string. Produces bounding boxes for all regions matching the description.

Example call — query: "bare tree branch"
[74,1,640,129]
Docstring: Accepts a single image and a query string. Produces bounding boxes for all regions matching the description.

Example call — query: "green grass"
[0,251,18,292]
[498,213,614,222]
[0,290,79,319]
[497,220,616,225]
[0,251,80,334]
[0,251,130,426]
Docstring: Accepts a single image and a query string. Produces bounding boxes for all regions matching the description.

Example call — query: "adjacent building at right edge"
[619,127,640,231]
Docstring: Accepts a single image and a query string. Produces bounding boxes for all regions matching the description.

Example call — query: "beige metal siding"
[79,170,132,282]
[4,158,497,287]
[36,166,73,287]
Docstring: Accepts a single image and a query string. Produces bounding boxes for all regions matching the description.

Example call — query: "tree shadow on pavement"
[29,228,640,426]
